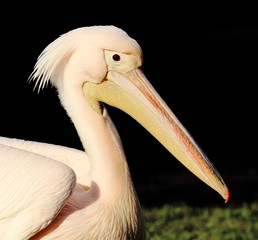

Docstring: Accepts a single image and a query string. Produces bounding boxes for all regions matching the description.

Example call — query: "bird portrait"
[0,26,229,240]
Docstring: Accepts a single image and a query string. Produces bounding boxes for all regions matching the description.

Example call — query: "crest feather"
[29,32,75,92]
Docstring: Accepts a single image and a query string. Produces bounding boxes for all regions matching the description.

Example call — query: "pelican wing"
[0,144,76,240]
[0,137,90,187]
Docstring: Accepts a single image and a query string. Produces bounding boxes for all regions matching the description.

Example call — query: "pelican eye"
[112,54,121,61]
[104,50,139,72]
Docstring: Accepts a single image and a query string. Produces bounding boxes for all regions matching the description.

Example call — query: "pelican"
[0,26,229,240]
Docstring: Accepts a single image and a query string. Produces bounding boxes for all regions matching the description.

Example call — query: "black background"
[1,4,257,206]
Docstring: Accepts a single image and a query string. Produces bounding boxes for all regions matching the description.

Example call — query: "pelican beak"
[83,68,230,202]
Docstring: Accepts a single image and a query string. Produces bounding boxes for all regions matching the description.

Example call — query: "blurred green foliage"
[144,202,258,240]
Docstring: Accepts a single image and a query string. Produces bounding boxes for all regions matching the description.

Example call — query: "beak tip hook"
[224,188,230,203]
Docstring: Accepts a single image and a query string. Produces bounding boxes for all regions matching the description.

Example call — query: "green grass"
[144,202,258,240]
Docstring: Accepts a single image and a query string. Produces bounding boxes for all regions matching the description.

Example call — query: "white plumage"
[0,26,229,240]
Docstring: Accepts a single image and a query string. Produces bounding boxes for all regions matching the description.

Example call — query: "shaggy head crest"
[29,32,75,92]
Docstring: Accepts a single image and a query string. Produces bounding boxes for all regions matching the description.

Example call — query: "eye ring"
[112,54,121,62]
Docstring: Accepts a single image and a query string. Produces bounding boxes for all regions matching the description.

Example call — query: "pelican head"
[31,25,229,202]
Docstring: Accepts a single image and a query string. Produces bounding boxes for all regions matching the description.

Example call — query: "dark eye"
[112,54,121,61]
